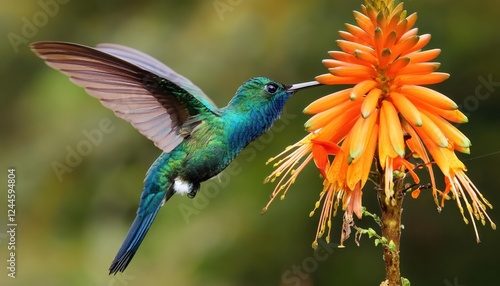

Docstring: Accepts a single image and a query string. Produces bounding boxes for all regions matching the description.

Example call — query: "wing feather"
[31,41,220,153]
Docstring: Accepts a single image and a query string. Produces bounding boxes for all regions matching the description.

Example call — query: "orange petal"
[384,30,398,51]
[337,40,375,55]
[361,88,382,118]
[407,49,441,63]
[379,47,392,68]
[305,100,356,131]
[338,31,357,42]
[344,23,372,45]
[417,112,449,148]
[390,91,422,126]
[311,139,341,154]
[406,96,468,123]
[394,18,408,41]
[316,112,358,144]
[354,49,379,66]
[390,2,405,18]
[390,35,419,61]
[400,85,457,109]
[386,57,411,77]
[350,79,378,100]
[387,7,403,32]
[411,122,451,176]
[347,124,378,189]
[376,11,388,29]
[405,12,418,31]
[329,51,373,67]
[359,123,378,187]
[323,59,354,68]
[316,103,361,143]
[349,108,379,161]
[361,3,373,19]
[397,72,449,85]
[396,62,441,75]
[374,27,384,55]
[353,10,375,35]
[378,104,398,169]
[398,28,419,43]
[421,109,471,148]
[312,143,329,178]
[328,137,350,183]
[404,34,432,56]
[304,88,351,114]
[329,65,376,78]
[381,100,406,157]
[454,145,470,154]
[439,109,468,124]
[315,74,361,85]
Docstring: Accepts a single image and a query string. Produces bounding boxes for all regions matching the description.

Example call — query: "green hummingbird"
[31,41,321,274]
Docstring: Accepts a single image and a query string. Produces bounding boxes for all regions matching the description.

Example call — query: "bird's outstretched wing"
[31,41,220,153]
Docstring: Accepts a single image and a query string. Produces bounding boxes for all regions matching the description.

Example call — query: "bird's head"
[227,77,321,113]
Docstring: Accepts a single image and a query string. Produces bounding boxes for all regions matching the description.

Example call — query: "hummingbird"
[31,41,321,274]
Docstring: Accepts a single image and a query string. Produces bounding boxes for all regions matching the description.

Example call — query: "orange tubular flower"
[264,0,495,247]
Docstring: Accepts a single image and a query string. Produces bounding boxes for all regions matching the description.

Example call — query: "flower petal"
[330,65,376,78]
[381,100,406,157]
[397,72,450,86]
[361,88,382,118]
[386,57,411,77]
[344,23,372,45]
[421,109,471,148]
[304,88,352,114]
[407,49,441,63]
[390,91,422,126]
[349,108,379,161]
[350,79,378,100]
[391,35,419,61]
[305,99,356,131]
[378,104,399,168]
[400,85,457,110]
[347,124,379,189]
[354,49,379,66]
[404,34,432,55]
[315,74,361,85]
[353,10,375,35]
[337,40,375,55]
[396,62,441,75]
[417,112,449,148]
[329,51,373,67]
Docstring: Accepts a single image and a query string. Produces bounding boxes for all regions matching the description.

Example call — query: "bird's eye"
[264,83,279,95]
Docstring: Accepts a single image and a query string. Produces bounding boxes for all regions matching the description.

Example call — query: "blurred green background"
[1,0,500,285]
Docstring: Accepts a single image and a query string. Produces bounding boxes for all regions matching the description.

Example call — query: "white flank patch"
[173,177,191,195]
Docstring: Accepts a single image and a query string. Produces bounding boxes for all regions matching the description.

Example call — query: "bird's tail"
[109,183,174,275]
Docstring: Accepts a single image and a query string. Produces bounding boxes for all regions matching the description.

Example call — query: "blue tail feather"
[108,206,161,274]
[109,183,174,274]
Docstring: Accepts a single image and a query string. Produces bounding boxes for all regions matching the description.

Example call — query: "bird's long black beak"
[287,81,322,93]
